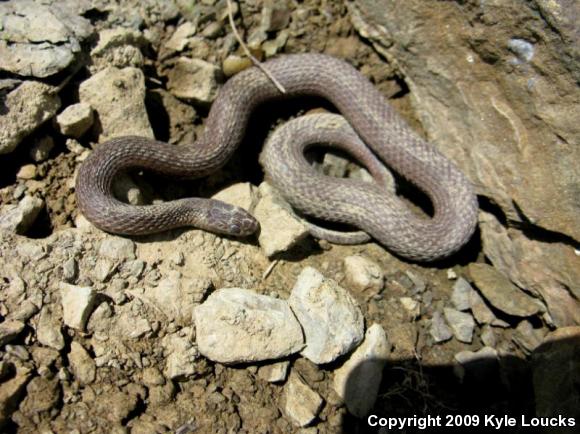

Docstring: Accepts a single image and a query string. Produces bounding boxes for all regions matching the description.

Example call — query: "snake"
[75,53,478,261]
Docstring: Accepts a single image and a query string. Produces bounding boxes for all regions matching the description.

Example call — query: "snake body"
[76,53,478,261]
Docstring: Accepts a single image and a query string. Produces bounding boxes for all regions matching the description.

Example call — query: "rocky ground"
[0,0,579,433]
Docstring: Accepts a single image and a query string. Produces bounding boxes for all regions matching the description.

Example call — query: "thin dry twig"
[225,0,286,94]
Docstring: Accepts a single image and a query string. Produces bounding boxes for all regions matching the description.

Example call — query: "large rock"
[193,288,304,364]
[0,0,93,78]
[79,67,153,142]
[351,0,579,241]
[0,81,61,154]
[289,267,364,364]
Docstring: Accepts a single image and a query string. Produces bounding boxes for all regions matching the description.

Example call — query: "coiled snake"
[76,54,478,261]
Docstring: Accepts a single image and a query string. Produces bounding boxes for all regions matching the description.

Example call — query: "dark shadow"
[337,334,580,433]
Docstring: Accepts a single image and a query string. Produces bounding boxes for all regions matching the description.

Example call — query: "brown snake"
[76,53,478,261]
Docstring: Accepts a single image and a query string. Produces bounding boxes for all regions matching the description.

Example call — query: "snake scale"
[76,53,478,261]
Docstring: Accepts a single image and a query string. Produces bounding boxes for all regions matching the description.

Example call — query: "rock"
[162,327,199,380]
[399,297,420,318]
[10,300,39,322]
[212,182,259,213]
[68,341,96,385]
[194,288,304,364]
[429,310,453,343]
[0,0,92,78]
[454,346,499,383]
[222,55,253,77]
[469,286,497,325]
[469,263,541,318]
[480,325,497,348]
[0,81,61,154]
[343,255,384,293]
[405,271,427,294]
[0,366,31,428]
[167,57,222,104]
[91,28,147,70]
[283,372,324,427]
[0,195,44,234]
[16,165,37,180]
[254,182,310,257]
[261,0,291,32]
[479,211,580,327]
[289,267,364,364]
[98,237,136,261]
[443,307,475,344]
[60,283,98,331]
[19,376,60,417]
[257,361,290,383]
[512,320,546,355]
[29,136,54,162]
[36,307,65,350]
[0,320,25,346]
[451,278,473,311]
[165,22,197,52]
[351,0,579,243]
[532,327,580,433]
[333,324,390,418]
[56,102,94,138]
[79,67,153,142]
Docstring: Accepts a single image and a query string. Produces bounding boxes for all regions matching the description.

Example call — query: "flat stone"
[469,263,541,317]
[68,341,96,385]
[60,283,98,331]
[0,81,61,154]
[254,182,309,257]
[165,22,197,52]
[512,320,546,355]
[430,310,453,343]
[0,0,92,78]
[469,287,497,325]
[0,366,31,427]
[444,307,475,344]
[289,267,364,364]
[194,288,304,364]
[343,255,384,293]
[56,102,94,138]
[0,195,44,234]
[451,277,473,311]
[283,372,324,427]
[333,324,390,418]
[79,66,153,142]
[167,57,222,104]
[222,55,253,77]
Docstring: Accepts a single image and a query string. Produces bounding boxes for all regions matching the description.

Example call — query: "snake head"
[207,200,259,237]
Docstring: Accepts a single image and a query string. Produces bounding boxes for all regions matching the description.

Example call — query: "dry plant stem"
[226,0,286,94]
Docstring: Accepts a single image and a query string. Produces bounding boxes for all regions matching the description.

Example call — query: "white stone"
[257,361,290,383]
[162,327,199,380]
[36,308,65,350]
[98,237,136,261]
[443,307,475,344]
[0,195,44,234]
[60,283,97,331]
[333,324,390,418]
[254,182,309,257]
[56,102,94,138]
[343,255,384,292]
[167,57,221,104]
[399,297,420,318]
[79,66,153,142]
[212,182,259,212]
[283,372,324,427]
[289,267,364,364]
[68,341,96,385]
[451,277,473,311]
[194,288,304,364]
